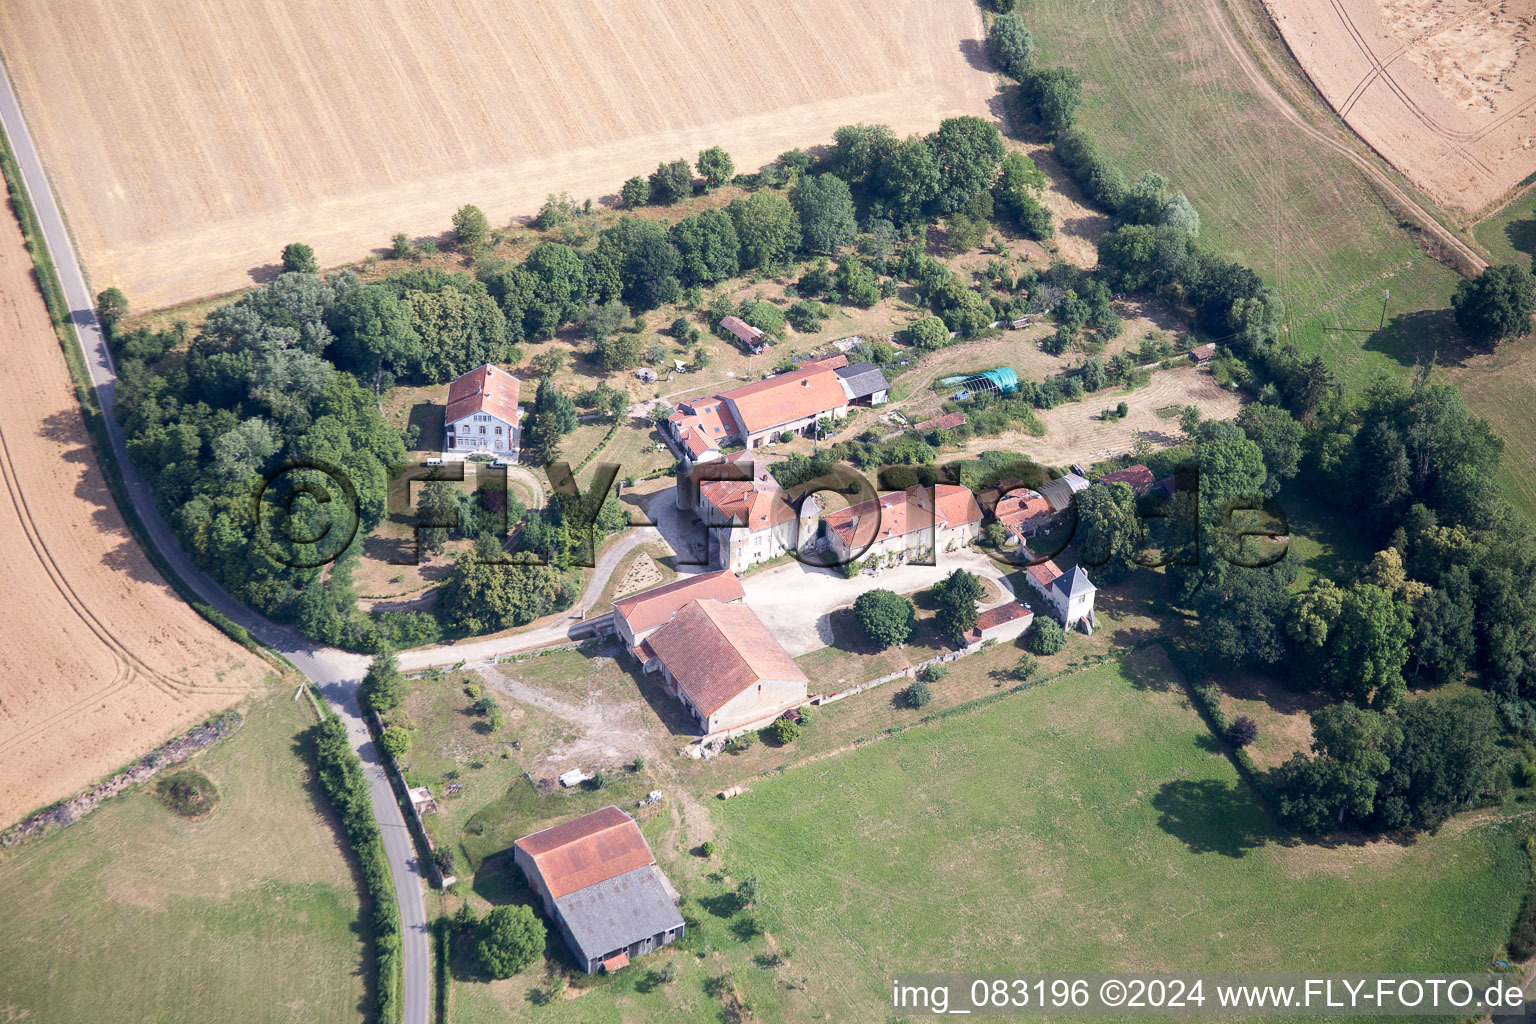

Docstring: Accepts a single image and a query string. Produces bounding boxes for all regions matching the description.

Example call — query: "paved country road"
[0,68,432,1024]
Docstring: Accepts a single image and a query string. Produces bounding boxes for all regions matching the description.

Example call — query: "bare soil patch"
[1262,0,1536,215]
[0,203,266,826]
[0,0,994,309]
[966,366,1243,467]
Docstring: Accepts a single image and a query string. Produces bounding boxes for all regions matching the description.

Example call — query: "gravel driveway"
[741,548,1022,657]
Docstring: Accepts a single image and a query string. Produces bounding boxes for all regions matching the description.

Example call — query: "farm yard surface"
[0,201,267,826]
[972,365,1243,467]
[1262,0,1536,216]
[0,0,993,309]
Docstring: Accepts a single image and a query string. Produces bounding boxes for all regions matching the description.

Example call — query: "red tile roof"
[700,478,797,531]
[822,485,981,549]
[1025,559,1063,590]
[800,354,849,370]
[514,806,655,900]
[993,489,1055,532]
[976,602,1032,630]
[1098,465,1155,491]
[668,396,739,455]
[1190,343,1216,360]
[612,570,745,635]
[720,316,764,348]
[446,364,520,425]
[718,366,848,436]
[645,599,807,715]
[966,602,1034,642]
[915,411,967,432]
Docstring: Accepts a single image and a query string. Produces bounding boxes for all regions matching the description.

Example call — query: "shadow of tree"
[958,37,993,74]
[1364,307,1474,368]
[1504,217,1536,261]
[700,890,745,918]
[248,262,282,286]
[286,733,379,1018]
[1149,778,1270,857]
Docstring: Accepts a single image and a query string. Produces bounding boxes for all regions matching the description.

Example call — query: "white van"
[424,457,444,467]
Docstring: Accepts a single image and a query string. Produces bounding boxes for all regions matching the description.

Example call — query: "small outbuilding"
[965,602,1034,650]
[834,361,890,406]
[719,315,765,353]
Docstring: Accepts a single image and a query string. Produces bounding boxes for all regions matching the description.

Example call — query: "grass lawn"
[0,688,368,1024]
[1473,191,1536,268]
[393,653,657,875]
[1019,0,1464,391]
[1014,0,1536,521]
[1274,483,1375,588]
[445,651,1527,1023]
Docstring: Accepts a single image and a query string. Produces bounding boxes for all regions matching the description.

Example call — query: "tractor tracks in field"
[0,419,244,762]
[1209,0,1488,276]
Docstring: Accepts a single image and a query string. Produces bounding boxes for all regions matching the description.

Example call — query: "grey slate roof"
[834,361,889,399]
[1052,565,1097,599]
[554,865,684,961]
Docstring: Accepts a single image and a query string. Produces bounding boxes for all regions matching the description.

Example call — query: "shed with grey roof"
[834,361,890,405]
[552,865,686,973]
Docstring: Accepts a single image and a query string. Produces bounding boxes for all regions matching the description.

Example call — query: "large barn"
[638,598,809,734]
[513,806,684,974]
[665,357,855,456]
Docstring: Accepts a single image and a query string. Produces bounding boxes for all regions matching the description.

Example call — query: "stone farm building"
[513,806,684,974]
[674,451,818,572]
[444,363,519,458]
[1096,464,1156,495]
[665,355,885,458]
[720,315,765,353]
[984,484,1056,542]
[964,601,1033,651]
[635,597,808,734]
[610,569,745,652]
[1024,559,1098,632]
[822,484,982,566]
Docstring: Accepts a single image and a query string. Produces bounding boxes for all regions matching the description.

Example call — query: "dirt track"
[1262,0,1535,218]
[0,202,266,826]
[0,0,994,309]
[1211,0,1489,273]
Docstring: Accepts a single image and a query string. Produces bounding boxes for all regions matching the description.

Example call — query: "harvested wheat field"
[975,366,1244,467]
[0,203,267,826]
[1263,0,1536,215]
[0,0,993,310]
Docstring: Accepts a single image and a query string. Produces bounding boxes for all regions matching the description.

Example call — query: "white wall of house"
[729,404,849,449]
[659,667,807,734]
[703,678,808,734]
[447,411,517,454]
[828,519,978,566]
[1062,587,1094,625]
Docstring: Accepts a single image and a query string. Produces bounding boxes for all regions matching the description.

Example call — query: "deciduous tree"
[1451,264,1536,348]
[696,146,735,190]
[852,588,916,649]
[281,242,318,275]
[475,905,545,978]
